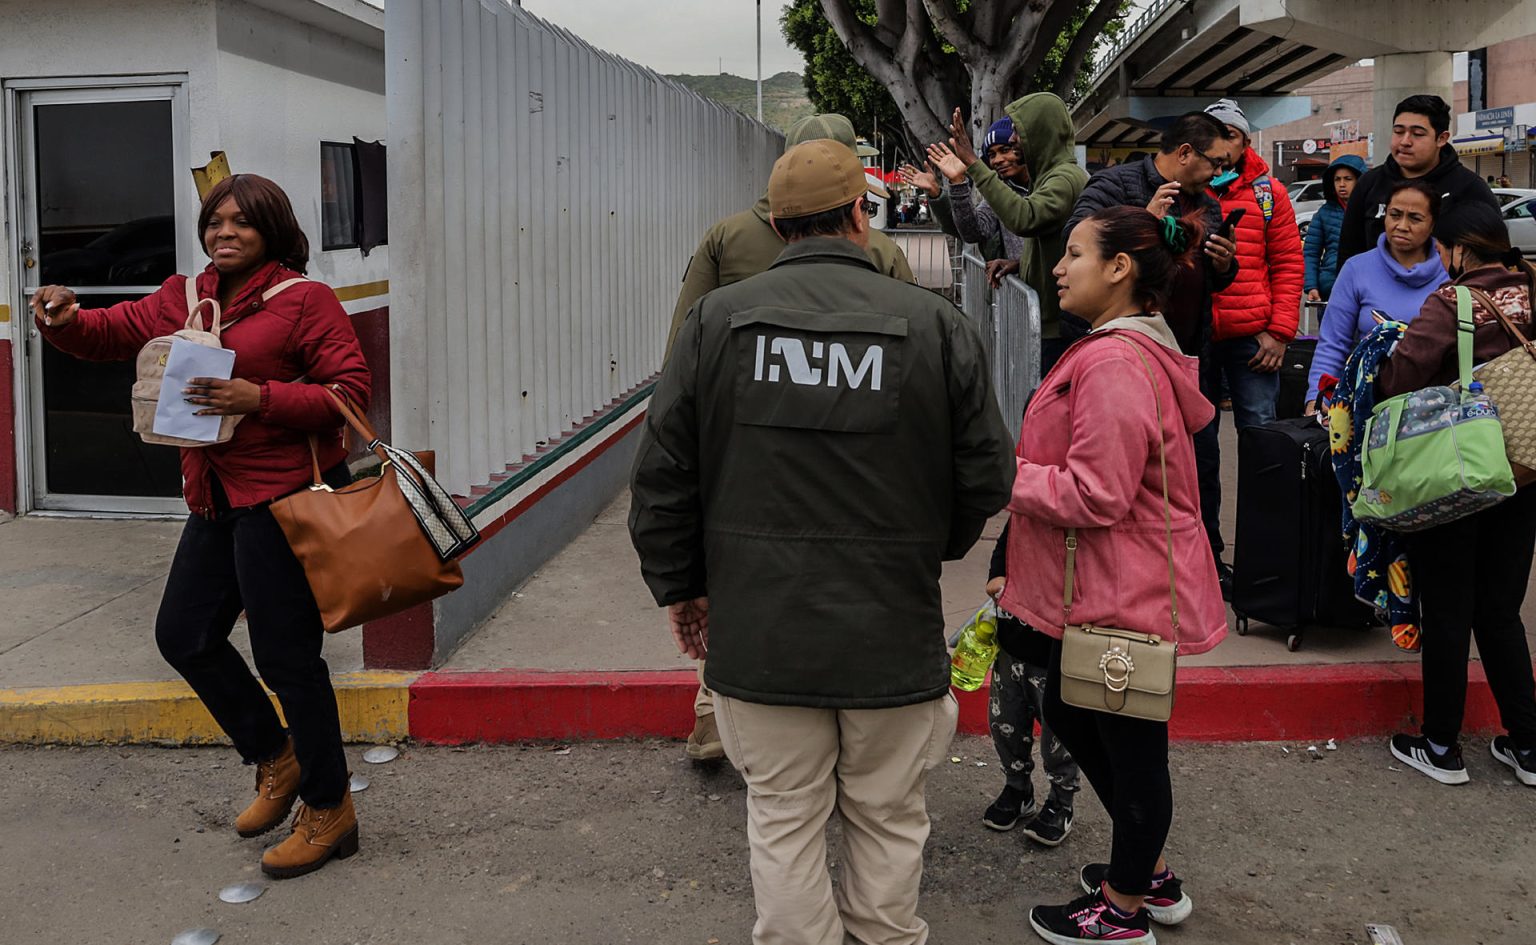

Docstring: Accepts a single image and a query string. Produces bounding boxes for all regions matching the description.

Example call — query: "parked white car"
[1505,195,1536,257]
[1289,178,1325,216]
[1494,187,1536,207]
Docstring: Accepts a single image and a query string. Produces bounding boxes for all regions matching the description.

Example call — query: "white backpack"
[131,275,308,447]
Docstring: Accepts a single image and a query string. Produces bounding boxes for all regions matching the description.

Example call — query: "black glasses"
[1193,148,1227,171]
[860,198,879,215]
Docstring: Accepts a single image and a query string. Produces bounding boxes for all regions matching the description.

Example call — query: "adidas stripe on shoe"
[1390,733,1469,785]
[1490,735,1536,787]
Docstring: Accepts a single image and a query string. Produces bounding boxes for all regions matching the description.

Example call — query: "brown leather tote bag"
[270,387,479,633]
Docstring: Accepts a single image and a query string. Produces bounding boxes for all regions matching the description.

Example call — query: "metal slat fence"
[886,228,962,299]
[959,248,1041,441]
[387,0,783,495]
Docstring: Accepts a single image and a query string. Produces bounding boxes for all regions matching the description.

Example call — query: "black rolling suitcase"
[1274,301,1326,420]
[1231,416,1374,650]
[1273,338,1317,420]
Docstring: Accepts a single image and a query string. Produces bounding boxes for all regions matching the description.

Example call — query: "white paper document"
[152,339,237,442]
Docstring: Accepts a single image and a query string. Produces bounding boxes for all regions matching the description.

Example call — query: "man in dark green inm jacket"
[662,113,914,763]
[630,140,1014,945]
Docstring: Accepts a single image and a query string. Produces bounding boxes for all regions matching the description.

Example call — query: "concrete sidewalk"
[2,422,1533,745]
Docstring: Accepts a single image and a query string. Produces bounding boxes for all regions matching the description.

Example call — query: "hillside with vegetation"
[666,71,814,131]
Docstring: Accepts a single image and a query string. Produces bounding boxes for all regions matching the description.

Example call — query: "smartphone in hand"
[1218,207,1246,240]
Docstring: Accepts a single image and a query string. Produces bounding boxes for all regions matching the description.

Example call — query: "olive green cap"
[785,114,881,157]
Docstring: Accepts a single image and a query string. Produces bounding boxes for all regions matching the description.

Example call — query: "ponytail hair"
[1081,204,1206,312]
[1435,198,1536,297]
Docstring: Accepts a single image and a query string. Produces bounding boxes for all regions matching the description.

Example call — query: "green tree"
[782,0,1126,156]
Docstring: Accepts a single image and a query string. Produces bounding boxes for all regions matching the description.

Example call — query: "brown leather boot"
[235,739,300,838]
[260,793,359,879]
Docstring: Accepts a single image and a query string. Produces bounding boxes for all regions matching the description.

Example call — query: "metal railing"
[1082,0,1181,91]
[959,248,1041,441]
[386,0,784,495]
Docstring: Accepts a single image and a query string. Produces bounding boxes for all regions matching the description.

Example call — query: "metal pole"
[756,0,763,122]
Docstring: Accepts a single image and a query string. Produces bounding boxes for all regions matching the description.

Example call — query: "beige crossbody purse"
[1057,338,1180,723]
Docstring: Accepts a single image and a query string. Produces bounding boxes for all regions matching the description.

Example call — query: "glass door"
[15,82,192,513]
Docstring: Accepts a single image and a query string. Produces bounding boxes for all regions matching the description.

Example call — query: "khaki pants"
[716,693,959,945]
[695,660,713,718]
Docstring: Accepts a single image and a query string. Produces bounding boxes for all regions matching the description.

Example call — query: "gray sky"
[519,0,806,77]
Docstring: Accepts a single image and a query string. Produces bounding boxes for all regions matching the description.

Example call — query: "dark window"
[320,140,388,254]
[320,141,359,250]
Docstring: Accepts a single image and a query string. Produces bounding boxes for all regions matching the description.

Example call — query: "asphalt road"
[2,736,1531,945]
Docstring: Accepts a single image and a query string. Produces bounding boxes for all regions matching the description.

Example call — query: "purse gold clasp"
[1099,646,1135,692]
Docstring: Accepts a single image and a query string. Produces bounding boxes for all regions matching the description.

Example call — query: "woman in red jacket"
[31,174,371,879]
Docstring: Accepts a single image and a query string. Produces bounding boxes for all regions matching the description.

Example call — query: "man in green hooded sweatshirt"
[927,93,1089,372]
[661,113,913,762]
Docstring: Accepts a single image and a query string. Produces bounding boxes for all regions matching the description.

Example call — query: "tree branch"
[895,0,926,69]
[1053,0,1124,100]
[824,0,950,145]
[1015,0,1088,88]
[1006,2,1066,80]
[921,0,983,65]
[871,0,907,47]
[823,0,906,89]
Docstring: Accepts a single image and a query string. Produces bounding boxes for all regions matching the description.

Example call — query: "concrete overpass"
[1073,0,1536,151]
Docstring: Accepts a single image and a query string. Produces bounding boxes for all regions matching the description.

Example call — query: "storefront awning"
[1454,134,1505,156]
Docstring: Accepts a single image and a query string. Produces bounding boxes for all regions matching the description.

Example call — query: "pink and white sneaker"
[1029,887,1155,944]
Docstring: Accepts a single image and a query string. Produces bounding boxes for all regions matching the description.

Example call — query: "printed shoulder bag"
[1469,285,1536,486]
[1353,285,1515,531]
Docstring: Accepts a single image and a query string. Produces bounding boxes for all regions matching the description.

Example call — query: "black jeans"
[1044,640,1172,897]
[154,470,351,808]
[1406,486,1536,751]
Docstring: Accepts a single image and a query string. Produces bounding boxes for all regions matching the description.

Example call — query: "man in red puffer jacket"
[1198,98,1303,592]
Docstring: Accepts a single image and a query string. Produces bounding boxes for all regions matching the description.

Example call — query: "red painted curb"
[406,662,1511,744]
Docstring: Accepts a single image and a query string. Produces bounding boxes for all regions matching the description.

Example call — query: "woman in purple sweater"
[1304,180,1448,409]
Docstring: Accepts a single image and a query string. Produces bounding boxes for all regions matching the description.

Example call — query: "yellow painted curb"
[0,671,416,746]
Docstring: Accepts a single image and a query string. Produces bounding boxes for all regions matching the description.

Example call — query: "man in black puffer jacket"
[1337,94,1499,269]
[1063,112,1239,355]
[1063,112,1242,593]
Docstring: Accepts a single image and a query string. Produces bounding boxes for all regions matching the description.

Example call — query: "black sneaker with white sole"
[1079,863,1191,926]
[1022,797,1074,847]
[982,784,1038,831]
[1490,736,1536,787]
[1389,733,1469,785]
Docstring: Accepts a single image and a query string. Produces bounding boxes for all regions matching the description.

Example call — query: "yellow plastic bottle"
[950,602,999,691]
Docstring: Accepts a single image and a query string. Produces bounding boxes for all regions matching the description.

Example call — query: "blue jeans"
[1196,335,1280,559]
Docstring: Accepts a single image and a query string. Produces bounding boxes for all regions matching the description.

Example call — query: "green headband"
[1161,215,1188,254]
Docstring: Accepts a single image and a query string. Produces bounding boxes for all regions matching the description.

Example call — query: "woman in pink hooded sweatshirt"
[1005,205,1228,945]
